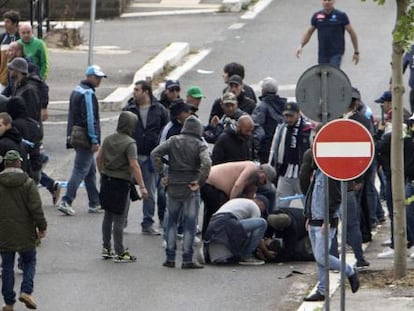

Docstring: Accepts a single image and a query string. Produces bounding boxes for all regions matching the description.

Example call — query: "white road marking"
[228,23,245,30]
[241,0,274,20]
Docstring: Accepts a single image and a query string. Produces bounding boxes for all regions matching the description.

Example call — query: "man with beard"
[211,115,254,165]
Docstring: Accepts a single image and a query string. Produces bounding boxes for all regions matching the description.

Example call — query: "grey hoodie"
[101,111,138,180]
[151,116,212,200]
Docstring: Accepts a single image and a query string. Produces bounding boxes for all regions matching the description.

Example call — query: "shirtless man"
[200,161,275,237]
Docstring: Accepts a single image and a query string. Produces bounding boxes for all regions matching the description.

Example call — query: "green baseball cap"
[187,86,203,99]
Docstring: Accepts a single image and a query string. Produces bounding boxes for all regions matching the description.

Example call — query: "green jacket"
[0,168,47,251]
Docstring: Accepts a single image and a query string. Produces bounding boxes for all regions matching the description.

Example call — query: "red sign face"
[312,119,374,181]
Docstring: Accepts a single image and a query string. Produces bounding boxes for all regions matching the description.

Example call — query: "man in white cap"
[58,65,107,216]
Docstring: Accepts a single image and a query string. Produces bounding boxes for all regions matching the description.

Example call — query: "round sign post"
[312,118,374,311]
[313,119,375,181]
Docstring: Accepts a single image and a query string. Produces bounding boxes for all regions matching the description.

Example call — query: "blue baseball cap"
[375,91,391,103]
[85,65,107,78]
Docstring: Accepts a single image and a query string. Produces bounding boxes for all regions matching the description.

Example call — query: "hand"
[91,144,100,153]
[188,181,200,191]
[352,53,359,65]
[210,115,220,128]
[161,176,168,186]
[296,47,303,58]
[140,187,149,199]
[38,230,47,238]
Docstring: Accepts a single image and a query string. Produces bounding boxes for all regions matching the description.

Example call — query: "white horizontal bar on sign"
[316,142,371,157]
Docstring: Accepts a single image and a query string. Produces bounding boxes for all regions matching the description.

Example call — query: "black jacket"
[208,91,256,123]
[123,97,169,156]
[0,127,27,172]
[211,126,253,165]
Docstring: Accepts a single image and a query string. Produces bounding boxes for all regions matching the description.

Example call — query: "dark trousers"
[200,184,228,238]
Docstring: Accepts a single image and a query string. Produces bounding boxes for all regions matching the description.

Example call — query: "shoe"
[162,261,175,268]
[181,262,204,269]
[348,268,360,293]
[88,205,104,213]
[407,246,414,257]
[113,250,137,263]
[303,291,325,301]
[410,251,414,259]
[377,247,394,259]
[50,182,61,206]
[101,248,114,259]
[356,258,370,269]
[58,201,75,216]
[239,256,265,266]
[142,225,161,236]
[381,239,392,247]
[378,217,386,223]
[19,293,37,309]
[2,305,14,311]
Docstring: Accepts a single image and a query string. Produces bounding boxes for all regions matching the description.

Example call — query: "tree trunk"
[391,0,408,279]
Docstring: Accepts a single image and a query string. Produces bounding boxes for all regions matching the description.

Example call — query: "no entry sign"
[313,119,375,181]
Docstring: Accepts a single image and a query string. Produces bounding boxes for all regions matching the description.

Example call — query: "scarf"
[278,117,302,178]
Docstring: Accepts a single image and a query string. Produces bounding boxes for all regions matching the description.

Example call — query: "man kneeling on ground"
[204,198,267,265]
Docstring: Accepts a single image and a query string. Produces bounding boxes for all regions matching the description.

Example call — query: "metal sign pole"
[88,0,96,66]
[321,67,330,311]
[340,182,348,311]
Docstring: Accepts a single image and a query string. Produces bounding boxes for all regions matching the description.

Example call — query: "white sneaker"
[410,251,414,259]
[381,239,392,247]
[407,246,414,257]
[377,247,394,259]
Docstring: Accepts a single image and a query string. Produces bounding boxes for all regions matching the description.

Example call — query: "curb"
[100,42,190,112]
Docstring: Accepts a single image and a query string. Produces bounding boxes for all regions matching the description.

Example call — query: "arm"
[229,164,257,199]
[296,26,316,58]
[345,24,359,65]
[96,146,104,173]
[39,40,49,80]
[84,90,99,151]
[129,158,148,199]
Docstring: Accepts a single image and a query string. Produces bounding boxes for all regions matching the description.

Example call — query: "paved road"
[32,0,399,310]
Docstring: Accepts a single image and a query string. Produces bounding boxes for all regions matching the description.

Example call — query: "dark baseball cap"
[375,91,392,103]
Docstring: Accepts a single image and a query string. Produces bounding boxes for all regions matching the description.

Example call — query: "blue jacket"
[123,96,169,156]
[66,81,101,147]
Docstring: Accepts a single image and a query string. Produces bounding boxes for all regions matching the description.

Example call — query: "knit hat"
[181,115,203,138]
[8,57,28,75]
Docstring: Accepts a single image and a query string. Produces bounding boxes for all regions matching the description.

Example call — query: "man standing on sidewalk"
[0,150,47,311]
[58,65,106,216]
[123,80,169,234]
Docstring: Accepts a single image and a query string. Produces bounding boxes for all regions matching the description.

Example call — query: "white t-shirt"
[214,198,261,220]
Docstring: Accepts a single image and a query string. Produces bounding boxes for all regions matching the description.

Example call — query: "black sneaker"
[356,258,370,269]
[303,291,325,301]
[181,262,204,269]
[51,182,61,206]
[348,267,360,293]
[162,261,175,268]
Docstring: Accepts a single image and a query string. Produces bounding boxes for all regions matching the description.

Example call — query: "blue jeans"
[319,54,343,68]
[308,226,353,295]
[165,192,200,262]
[62,147,99,207]
[138,156,157,227]
[344,191,364,261]
[239,218,267,257]
[1,249,37,305]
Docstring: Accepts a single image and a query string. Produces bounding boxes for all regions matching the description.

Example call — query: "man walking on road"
[0,150,47,311]
[295,0,359,68]
[58,65,106,216]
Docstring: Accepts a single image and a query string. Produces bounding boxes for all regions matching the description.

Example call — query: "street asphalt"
[12,0,414,310]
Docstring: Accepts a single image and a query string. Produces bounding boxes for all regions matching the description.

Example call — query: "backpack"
[24,117,43,148]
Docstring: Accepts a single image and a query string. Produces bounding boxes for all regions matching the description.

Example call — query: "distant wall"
[0,0,130,20]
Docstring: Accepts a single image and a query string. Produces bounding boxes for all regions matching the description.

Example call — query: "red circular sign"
[313,119,374,181]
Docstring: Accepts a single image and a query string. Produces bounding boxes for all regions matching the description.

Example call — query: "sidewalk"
[304,219,414,311]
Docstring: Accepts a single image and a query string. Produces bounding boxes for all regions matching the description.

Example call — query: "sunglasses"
[168,87,180,92]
